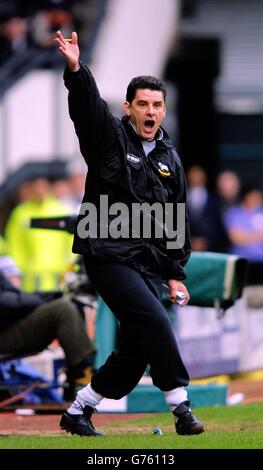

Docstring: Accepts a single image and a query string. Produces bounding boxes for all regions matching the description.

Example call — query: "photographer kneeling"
[0,271,95,401]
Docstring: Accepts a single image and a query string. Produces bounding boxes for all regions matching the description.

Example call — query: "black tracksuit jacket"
[64,64,191,281]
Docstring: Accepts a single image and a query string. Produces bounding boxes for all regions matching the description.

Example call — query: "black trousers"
[84,257,189,400]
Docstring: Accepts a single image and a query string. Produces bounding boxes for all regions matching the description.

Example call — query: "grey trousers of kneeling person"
[0,296,95,370]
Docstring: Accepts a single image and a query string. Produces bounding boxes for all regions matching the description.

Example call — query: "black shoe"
[173,400,204,435]
[60,405,102,436]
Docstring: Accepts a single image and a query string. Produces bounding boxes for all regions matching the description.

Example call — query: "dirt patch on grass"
[0,412,150,435]
[229,379,263,403]
[206,422,263,432]
[105,425,174,434]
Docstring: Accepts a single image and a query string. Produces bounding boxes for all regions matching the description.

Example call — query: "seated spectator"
[216,170,241,214]
[187,165,228,252]
[52,158,86,213]
[31,1,74,49]
[224,185,263,284]
[0,270,96,401]
[0,16,32,65]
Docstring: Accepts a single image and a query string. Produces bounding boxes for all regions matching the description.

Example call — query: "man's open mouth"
[144,120,155,131]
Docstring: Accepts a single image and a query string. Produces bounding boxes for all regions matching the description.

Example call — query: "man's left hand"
[167,279,190,306]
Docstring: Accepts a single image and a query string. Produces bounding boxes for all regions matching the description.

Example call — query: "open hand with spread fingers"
[54,30,80,71]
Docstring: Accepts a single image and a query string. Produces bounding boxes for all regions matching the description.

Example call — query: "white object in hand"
[175,290,186,305]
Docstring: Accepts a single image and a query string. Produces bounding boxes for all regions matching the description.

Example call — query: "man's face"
[124,88,166,141]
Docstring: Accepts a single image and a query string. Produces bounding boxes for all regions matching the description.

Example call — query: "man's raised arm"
[54,30,117,164]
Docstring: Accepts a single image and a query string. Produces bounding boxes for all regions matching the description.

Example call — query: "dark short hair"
[239,183,263,202]
[126,75,167,104]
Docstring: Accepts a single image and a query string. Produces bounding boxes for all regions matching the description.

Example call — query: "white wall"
[0,71,80,184]
[91,0,179,103]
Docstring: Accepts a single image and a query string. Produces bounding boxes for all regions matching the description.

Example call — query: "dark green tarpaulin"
[184,252,247,309]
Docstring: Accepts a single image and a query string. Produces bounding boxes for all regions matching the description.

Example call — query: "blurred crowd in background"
[0,162,262,293]
[0,0,96,66]
[0,158,86,292]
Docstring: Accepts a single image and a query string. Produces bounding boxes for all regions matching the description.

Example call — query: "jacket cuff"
[165,260,187,282]
[63,63,83,83]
